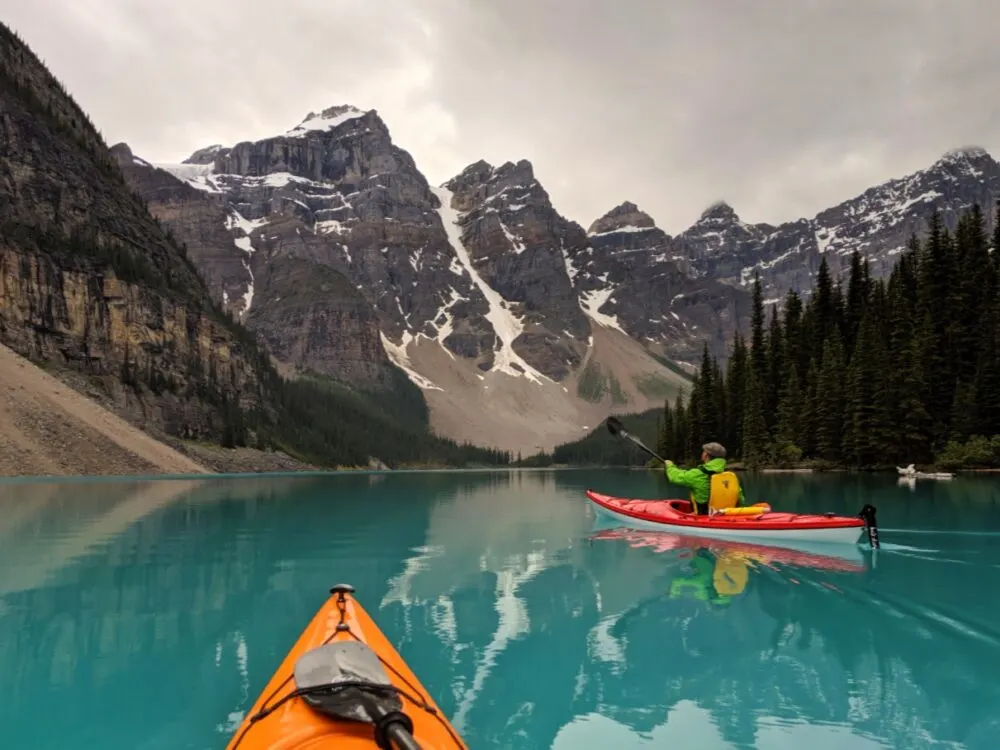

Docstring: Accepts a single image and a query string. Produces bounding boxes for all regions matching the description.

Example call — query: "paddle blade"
[606,416,623,435]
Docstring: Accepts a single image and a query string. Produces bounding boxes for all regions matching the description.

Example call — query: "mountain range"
[2,20,999,460]
[113,104,1000,452]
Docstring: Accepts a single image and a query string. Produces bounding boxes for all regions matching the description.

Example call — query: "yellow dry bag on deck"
[706,470,741,510]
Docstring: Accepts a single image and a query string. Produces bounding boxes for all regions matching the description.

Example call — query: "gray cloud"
[3,0,999,233]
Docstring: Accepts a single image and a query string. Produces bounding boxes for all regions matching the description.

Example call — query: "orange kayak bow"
[226,584,467,750]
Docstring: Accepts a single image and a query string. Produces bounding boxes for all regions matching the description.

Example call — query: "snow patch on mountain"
[284,105,368,138]
[431,287,465,353]
[225,209,266,318]
[155,162,225,193]
[588,225,658,237]
[431,186,548,384]
[379,331,442,391]
[580,285,625,333]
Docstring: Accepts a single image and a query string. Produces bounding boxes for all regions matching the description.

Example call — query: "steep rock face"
[0,249,258,438]
[680,148,1000,301]
[244,216,401,388]
[152,108,593,386]
[566,202,750,366]
[110,142,249,310]
[442,159,590,380]
[116,136,400,389]
[154,106,498,373]
[0,23,266,441]
[676,202,772,283]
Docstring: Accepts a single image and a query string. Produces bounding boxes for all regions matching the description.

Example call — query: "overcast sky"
[3,0,999,232]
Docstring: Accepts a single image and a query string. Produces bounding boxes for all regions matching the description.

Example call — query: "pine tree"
[712,357,728,447]
[949,380,978,443]
[773,361,804,463]
[811,254,834,357]
[843,309,892,467]
[673,392,688,463]
[696,344,718,441]
[813,337,845,462]
[783,289,805,381]
[765,306,784,433]
[844,250,867,345]
[975,290,1000,436]
[741,364,769,470]
[725,334,748,456]
[686,376,703,460]
[750,272,767,378]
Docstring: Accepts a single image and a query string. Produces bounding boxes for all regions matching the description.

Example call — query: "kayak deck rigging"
[226,583,467,750]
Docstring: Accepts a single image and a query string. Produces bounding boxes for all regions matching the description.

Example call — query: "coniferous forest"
[655,202,1000,471]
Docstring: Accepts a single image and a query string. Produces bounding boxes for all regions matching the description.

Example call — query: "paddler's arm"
[664,460,701,489]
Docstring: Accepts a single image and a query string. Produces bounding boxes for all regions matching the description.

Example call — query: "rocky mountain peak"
[928,145,999,182]
[284,104,372,138]
[109,141,153,169]
[588,201,657,236]
[939,145,991,164]
[697,200,740,225]
[445,158,547,214]
[449,159,494,186]
[493,158,535,183]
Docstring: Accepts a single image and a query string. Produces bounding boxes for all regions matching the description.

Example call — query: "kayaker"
[664,442,745,515]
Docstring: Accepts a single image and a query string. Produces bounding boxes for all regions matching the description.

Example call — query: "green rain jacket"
[665,456,745,510]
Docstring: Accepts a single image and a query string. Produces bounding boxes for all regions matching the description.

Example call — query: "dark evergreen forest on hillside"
[549,202,1000,470]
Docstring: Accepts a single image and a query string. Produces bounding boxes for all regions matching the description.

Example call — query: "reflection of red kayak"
[590,528,868,573]
[587,491,874,546]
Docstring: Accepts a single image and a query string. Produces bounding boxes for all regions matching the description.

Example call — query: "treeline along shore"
[532,203,1000,472]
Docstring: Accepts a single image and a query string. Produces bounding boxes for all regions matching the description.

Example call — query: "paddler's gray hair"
[702,442,726,458]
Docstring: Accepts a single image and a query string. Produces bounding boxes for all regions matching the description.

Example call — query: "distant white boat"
[897,463,954,480]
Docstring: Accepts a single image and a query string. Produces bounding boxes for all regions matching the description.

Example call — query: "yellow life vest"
[704,469,741,510]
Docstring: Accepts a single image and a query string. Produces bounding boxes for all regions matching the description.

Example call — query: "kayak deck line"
[586,491,880,548]
[226,584,467,750]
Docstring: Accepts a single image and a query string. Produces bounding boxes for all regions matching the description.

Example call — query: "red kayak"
[586,491,878,547]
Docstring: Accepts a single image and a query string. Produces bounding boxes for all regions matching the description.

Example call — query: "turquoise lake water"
[1,469,999,749]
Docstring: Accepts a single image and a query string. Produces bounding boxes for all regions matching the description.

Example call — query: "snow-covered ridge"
[285,105,368,138]
[940,145,990,162]
[431,185,548,384]
[588,224,658,237]
[580,285,626,334]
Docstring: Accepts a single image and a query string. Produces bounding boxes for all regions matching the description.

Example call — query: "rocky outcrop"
[110,142,250,312]
[0,249,260,438]
[243,219,399,388]
[566,202,751,367]
[676,202,772,283]
[150,109,598,386]
[0,22,267,443]
[442,159,590,380]
[156,106,497,363]
[116,130,413,390]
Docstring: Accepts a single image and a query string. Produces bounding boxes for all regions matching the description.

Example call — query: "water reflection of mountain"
[2,470,999,749]
[382,471,1000,749]
[0,472,501,749]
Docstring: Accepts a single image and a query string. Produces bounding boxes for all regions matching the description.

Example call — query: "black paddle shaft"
[606,417,666,463]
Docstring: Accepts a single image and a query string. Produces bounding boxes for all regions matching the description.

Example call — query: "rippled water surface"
[2,469,1000,749]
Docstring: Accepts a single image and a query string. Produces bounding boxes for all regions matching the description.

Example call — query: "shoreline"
[3,462,1000,484]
